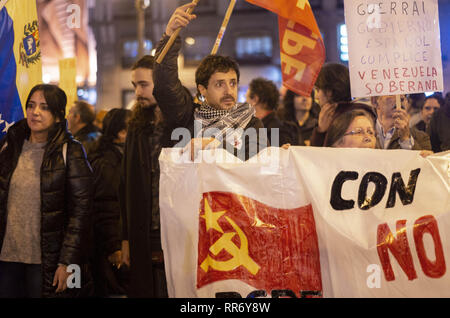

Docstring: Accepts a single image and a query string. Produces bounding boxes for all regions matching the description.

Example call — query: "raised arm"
[153,3,197,128]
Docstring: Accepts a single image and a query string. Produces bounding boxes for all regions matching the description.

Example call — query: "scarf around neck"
[193,102,255,143]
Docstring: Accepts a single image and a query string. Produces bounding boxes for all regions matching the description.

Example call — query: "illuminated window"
[235,36,272,63]
[122,39,153,68]
[183,36,214,64]
[338,24,348,62]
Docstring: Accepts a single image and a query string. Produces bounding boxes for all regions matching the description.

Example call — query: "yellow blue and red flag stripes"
[0,0,42,138]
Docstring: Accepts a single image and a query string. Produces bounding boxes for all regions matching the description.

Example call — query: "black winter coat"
[261,112,299,146]
[0,119,94,297]
[89,140,125,296]
[118,112,165,297]
[89,141,122,256]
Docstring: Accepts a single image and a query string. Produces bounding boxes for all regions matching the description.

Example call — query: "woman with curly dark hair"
[0,84,93,298]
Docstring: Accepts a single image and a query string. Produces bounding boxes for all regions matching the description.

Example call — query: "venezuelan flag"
[0,0,42,138]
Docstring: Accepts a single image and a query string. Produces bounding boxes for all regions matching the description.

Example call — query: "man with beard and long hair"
[153,3,267,162]
[118,55,168,297]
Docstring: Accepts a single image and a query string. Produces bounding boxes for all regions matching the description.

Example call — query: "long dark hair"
[26,84,67,121]
[128,102,162,132]
[91,108,131,154]
[281,90,319,122]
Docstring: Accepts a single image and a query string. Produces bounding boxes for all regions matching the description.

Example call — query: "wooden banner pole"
[210,0,237,55]
[156,0,200,64]
[396,95,402,110]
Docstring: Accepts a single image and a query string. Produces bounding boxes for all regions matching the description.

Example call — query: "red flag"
[197,192,322,297]
[246,0,325,96]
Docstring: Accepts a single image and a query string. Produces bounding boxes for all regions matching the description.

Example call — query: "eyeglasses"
[343,128,375,137]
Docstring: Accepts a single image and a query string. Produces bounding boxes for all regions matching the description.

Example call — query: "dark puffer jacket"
[0,119,94,298]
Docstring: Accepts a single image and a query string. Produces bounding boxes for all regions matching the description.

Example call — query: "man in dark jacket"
[153,3,267,162]
[371,95,431,150]
[246,77,297,147]
[118,55,167,298]
[67,100,101,152]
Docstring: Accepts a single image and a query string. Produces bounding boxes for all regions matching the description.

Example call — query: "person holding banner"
[371,95,431,150]
[153,2,267,162]
[0,84,93,298]
[324,108,377,149]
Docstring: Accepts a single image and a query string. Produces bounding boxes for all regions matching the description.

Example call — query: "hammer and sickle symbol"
[200,216,260,275]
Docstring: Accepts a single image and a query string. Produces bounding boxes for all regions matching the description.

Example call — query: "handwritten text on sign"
[344,0,443,97]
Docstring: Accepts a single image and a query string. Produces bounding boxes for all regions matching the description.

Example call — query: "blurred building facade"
[37,0,97,104]
[90,0,450,110]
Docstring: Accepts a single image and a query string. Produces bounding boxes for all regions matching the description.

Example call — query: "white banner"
[344,0,444,97]
[159,147,450,297]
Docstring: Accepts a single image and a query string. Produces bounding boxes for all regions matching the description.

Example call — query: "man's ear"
[251,94,260,105]
[198,84,207,98]
[74,112,82,124]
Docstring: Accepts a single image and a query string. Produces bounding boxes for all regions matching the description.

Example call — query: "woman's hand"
[317,103,337,133]
[419,150,434,158]
[53,264,70,293]
[121,240,130,267]
[108,250,123,268]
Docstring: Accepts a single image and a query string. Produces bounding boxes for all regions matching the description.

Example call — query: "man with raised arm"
[153,2,267,161]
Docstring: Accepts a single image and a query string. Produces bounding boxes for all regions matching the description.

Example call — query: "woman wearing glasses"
[324,108,377,149]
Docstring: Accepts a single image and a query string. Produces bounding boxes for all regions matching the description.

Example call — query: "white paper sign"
[344,0,444,97]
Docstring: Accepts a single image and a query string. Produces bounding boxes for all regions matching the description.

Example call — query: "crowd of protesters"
[0,2,449,298]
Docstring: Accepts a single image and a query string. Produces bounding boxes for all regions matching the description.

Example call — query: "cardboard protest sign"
[344,0,444,97]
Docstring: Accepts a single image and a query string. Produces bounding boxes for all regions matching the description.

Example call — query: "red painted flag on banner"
[245,0,325,96]
[197,192,322,297]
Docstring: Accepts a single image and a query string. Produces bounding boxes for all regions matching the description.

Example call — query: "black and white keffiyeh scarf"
[193,102,255,143]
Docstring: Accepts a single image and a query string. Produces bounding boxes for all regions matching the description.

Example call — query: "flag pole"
[156,0,200,64]
[210,0,236,55]
[0,0,9,11]
[395,95,401,110]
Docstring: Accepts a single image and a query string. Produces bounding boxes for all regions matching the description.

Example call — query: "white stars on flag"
[0,113,14,133]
